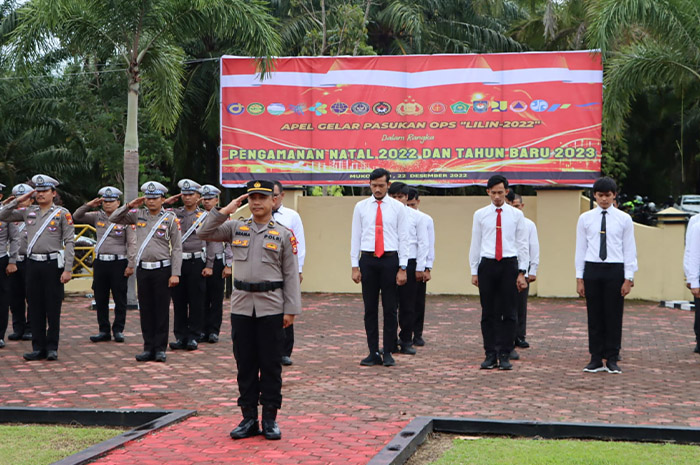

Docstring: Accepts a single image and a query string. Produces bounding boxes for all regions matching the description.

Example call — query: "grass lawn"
[0,424,124,465]
[431,437,700,465]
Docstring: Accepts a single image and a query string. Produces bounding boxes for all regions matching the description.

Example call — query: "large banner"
[220,52,602,186]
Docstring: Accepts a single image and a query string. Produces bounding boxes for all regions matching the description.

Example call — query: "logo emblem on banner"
[247,103,265,115]
[372,102,392,115]
[227,103,245,115]
[491,101,508,112]
[429,103,446,115]
[473,101,489,113]
[288,104,305,115]
[330,102,349,115]
[530,99,549,112]
[309,102,327,116]
[450,102,470,114]
[510,101,527,112]
[351,102,370,115]
[396,99,424,116]
[267,103,286,115]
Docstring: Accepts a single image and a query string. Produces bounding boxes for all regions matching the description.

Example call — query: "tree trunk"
[124,76,140,307]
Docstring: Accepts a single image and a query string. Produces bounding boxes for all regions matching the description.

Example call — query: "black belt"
[234,279,284,292]
[361,251,397,257]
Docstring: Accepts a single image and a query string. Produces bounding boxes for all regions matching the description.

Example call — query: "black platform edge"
[0,407,195,465]
[369,417,700,465]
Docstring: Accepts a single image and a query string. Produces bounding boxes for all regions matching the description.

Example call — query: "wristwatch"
[518,269,526,274]
[400,266,407,271]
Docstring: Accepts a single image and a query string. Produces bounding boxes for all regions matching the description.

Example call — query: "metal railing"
[72,224,96,278]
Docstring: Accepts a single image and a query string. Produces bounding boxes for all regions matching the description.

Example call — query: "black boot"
[230,406,260,439]
[261,405,281,440]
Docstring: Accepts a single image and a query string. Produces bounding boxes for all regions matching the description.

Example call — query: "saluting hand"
[128,197,146,209]
[163,193,182,206]
[219,194,249,216]
[86,197,103,208]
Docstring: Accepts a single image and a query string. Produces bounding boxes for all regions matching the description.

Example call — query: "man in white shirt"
[388,183,428,356]
[469,175,529,371]
[407,188,434,347]
[272,181,306,366]
[575,176,637,374]
[683,218,700,354]
[351,169,409,367]
[506,192,539,358]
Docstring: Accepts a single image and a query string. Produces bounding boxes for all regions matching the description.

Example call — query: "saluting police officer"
[6,184,34,342]
[165,179,207,351]
[0,175,75,361]
[110,181,182,363]
[0,182,20,349]
[74,187,137,343]
[199,184,232,343]
[197,180,301,441]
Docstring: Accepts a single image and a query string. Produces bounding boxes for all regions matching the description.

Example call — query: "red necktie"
[495,208,503,261]
[375,200,384,257]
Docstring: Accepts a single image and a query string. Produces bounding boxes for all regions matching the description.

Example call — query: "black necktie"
[599,210,607,261]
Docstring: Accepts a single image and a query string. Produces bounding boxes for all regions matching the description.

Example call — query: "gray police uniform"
[0,183,20,343]
[73,191,136,338]
[197,208,301,410]
[0,177,75,355]
[109,183,182,357]
[8,184,31,339]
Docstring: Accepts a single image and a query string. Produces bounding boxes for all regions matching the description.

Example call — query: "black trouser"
[172,257,205,343]
[283,325,294,357]
[478,257,518,356]
[204,259,225,336]
[398,258,417,345]
[0,256,8,339]
[9,259,28,336]
[136,266,171,354]
[359,253,399,354]
[515,281,530,341]
[583,262,625,361]
[414,280,427,340]
[93,259,128,334]
[694,297,700,344]
[26,258,64,352]
[231,312,284,409]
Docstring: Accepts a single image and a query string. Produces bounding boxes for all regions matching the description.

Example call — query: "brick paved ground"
[1,293,699,464]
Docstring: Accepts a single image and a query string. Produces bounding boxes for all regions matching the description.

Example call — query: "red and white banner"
[220,52,602,186]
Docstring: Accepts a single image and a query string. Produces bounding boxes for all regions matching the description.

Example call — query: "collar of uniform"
[372,195,387,204]
[595,205,614,214]
[489,203,506,212]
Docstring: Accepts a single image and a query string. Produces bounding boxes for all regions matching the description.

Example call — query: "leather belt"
[97,254,127,261]
[29,252,59,261]
[0,253,6,259]
[233,279,284,292]
[182,251,204,260]
[139,259,171,270]
[361,251,397,257]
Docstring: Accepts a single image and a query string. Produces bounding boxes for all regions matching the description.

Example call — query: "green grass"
[0,424,124,465]
[431,437,700,465]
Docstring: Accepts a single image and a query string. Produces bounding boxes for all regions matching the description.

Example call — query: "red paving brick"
[1,293,700,463]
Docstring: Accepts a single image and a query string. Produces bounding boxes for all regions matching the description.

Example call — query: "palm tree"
[6,0,281,202]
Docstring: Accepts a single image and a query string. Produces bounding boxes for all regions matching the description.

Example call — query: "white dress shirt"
[272,205,306,273]
[469,203,529,275]
[418,210,436,269]
[685,220,700,287]
[523,217,540,277]
[683,214,700,282]
[575,206,637,280]
[350,195,409,267]
[406,206,429,271]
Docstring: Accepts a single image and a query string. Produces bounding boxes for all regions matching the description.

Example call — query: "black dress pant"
[0,256,8,339]
[398,258,417,344]
[359,253,399,354]
[26,259,64,352]
[93,259,128,334]
[583,262,625,361]
[9,259,28,336]
[172,258,205,343]
[516,281,530,341]
[414,280,427,339]
[283,324,294,357]
[203,259,225,336]
[694,297,700,344]
[478,257,518,356]
[231,312,284,409]
[136,266,171,354]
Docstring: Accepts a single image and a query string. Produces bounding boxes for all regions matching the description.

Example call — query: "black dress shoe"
[169,340,186,350]
[281,356,293,366]
[262,419,282,440]
[208,333,219,343]
[46,350,58,361]
[383,352,396,366]
[498,353,513,370]
[195,333,206,343]
[413,336,425,347]
[515,338,530,349]
[399,343,417,355]
[113,332,125,343]
[186,340,198,351]
[90,332,111,343]
[0,339,4,349]
[8,333,21,341]
[22,332,33,341]
[360,352,382,366]
[23,350,47,361]
[480,354,498,369]
[230,418,261,439]
[694,344,700,354]
[135,351,155,362]
[154,351,167,362]
[509,349,520,360]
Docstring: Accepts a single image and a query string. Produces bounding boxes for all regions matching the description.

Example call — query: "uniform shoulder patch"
[129,208,138,213]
